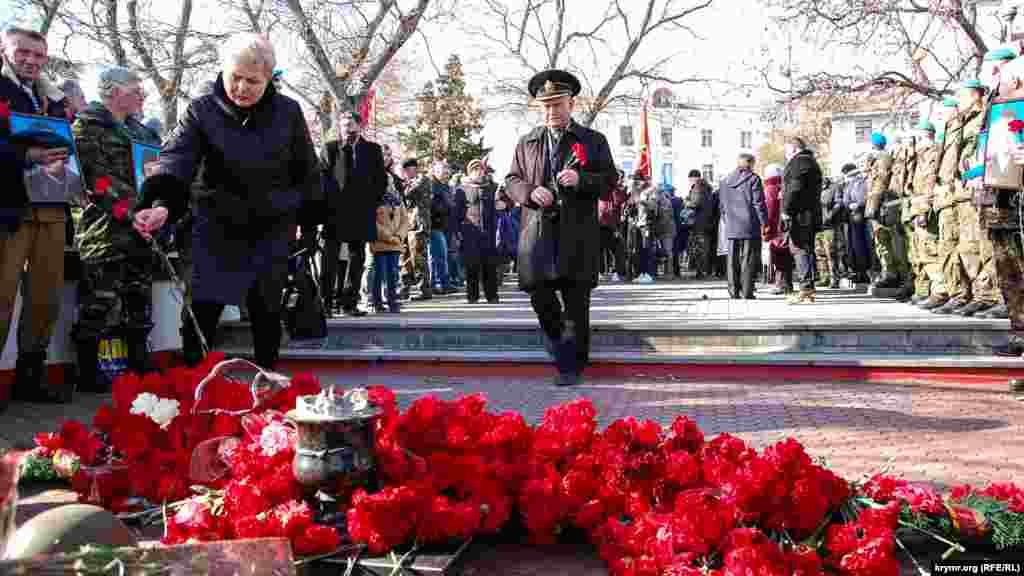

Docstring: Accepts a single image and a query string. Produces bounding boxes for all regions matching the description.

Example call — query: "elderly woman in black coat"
[133,33,320,369]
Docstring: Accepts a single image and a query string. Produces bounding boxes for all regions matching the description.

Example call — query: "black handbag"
[282,253,327,340]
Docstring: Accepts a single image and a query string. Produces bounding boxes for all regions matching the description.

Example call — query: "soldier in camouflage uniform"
[863,133,908,293]
[928,81,987,315]
[399,158,433,300]
[71,67,161,390]
[909,123,947,307]
[892,135,917,301]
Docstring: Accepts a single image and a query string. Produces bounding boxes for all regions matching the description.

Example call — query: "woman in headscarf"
[133,33,320,369]
[762,163,793,294]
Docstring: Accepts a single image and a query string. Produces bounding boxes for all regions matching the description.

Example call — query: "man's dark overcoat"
[506,121,615,291]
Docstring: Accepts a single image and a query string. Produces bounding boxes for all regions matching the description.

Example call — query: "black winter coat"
[318,138,386,242]
[506,120,616,291]
[782,149,823,222]
[140,76,319,309]
[459,176,498,265]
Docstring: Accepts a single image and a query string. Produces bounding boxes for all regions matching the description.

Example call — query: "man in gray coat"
[719,153,768,299]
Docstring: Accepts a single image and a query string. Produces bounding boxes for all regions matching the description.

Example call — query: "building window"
[740,131,752,149]
[662,162,673,187]
[700,129,713,148]
[701,164,713,183]
[620,125,634,147]
[661,126,673,147]
[854,119,872,143]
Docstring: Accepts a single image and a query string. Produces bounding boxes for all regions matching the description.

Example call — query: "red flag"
[636,101,651,179]
[357,87,375,127]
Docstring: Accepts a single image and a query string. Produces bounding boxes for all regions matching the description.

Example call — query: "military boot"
[872,274,901,289]
[955,301,994,317]
[932,297,968,315]
[979,304,1009,319]
[910,295,928,306]
[829,278,841,289]
[918,294,950,310]
[994,334,1024,357]
[816,276,831,288]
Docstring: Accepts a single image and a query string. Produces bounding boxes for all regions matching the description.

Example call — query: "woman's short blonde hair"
[221,33,276,77]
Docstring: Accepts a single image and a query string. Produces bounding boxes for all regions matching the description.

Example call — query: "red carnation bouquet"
[1009,118,1024,144]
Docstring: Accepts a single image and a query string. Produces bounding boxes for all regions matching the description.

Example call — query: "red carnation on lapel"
[0,100,10,119]
[1009,119,1024,134]
[571,143,588,168]
[94,176,113,197]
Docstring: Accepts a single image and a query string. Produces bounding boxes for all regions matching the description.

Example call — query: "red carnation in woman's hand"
[112,198,132,221]
[94,176,113,197]
[571,143,588,168]
[1009,119,1024,133]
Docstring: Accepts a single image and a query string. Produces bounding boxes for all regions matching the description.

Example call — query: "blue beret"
[984,48,1017,62]
[870,132,887,148]
[942,97,959,108]
[961,79,986,90]
[915,120,936,133]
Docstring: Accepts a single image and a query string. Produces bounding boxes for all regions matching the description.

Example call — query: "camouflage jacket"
[956,104,986,202]
[866,150,893,214]
[403,174,432,234]
[910,142,939,218]
[72,102,161,263]
[889,145,908,199]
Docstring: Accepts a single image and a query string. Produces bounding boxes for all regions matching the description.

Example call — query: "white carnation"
[129,392,180,429]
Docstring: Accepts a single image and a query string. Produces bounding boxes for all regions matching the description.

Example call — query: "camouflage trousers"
[939,206,965,300]
[401,231,431,296]
[814,229,842,283]
[74,257,154,341]
[991,228,1024,331]
[912,224,945,299]
[870,221,909,279]
[687,232,708,275]
[956,202,1001,305]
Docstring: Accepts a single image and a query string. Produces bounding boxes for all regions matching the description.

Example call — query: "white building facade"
[829,101,933,173]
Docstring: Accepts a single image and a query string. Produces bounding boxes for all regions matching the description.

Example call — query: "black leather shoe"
[872,274,901,289]
[979,304,1009,319]
[932,298,967,315]
[956,301,993,317]
[829,279,840,289]
[555,372,582,387]
[994,335,1024,357]
[910,295,927,306]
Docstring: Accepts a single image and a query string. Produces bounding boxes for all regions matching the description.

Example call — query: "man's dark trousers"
[728,239,758,298]
[321,233,366,312]
[789,223,816,289]
[530,280,592,376]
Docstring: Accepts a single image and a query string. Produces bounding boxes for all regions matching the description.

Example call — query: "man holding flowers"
[506,69,615,387]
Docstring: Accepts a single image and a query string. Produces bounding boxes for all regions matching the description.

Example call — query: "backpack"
[282,253,327,340]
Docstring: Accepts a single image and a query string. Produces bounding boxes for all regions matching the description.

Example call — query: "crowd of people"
[4,23,1024,402]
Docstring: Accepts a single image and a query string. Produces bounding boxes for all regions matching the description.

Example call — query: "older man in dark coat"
[783,136,824,304]
[720,153,768,299]
[507,69,616,386]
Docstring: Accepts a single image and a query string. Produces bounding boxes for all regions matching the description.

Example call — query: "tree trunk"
[161,95,178,137]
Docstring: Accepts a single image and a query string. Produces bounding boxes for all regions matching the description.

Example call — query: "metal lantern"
[285,386,382,526]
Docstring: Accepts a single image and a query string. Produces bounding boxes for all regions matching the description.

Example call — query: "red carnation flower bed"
[22,359,1024,571]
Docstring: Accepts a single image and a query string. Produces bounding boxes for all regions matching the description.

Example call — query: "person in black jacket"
[782,137,824,304]
[459,159,501,303]
[318,112,387,316]
[134,33,320,369]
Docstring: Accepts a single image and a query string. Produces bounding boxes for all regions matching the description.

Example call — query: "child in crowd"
[369,187,410,313]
